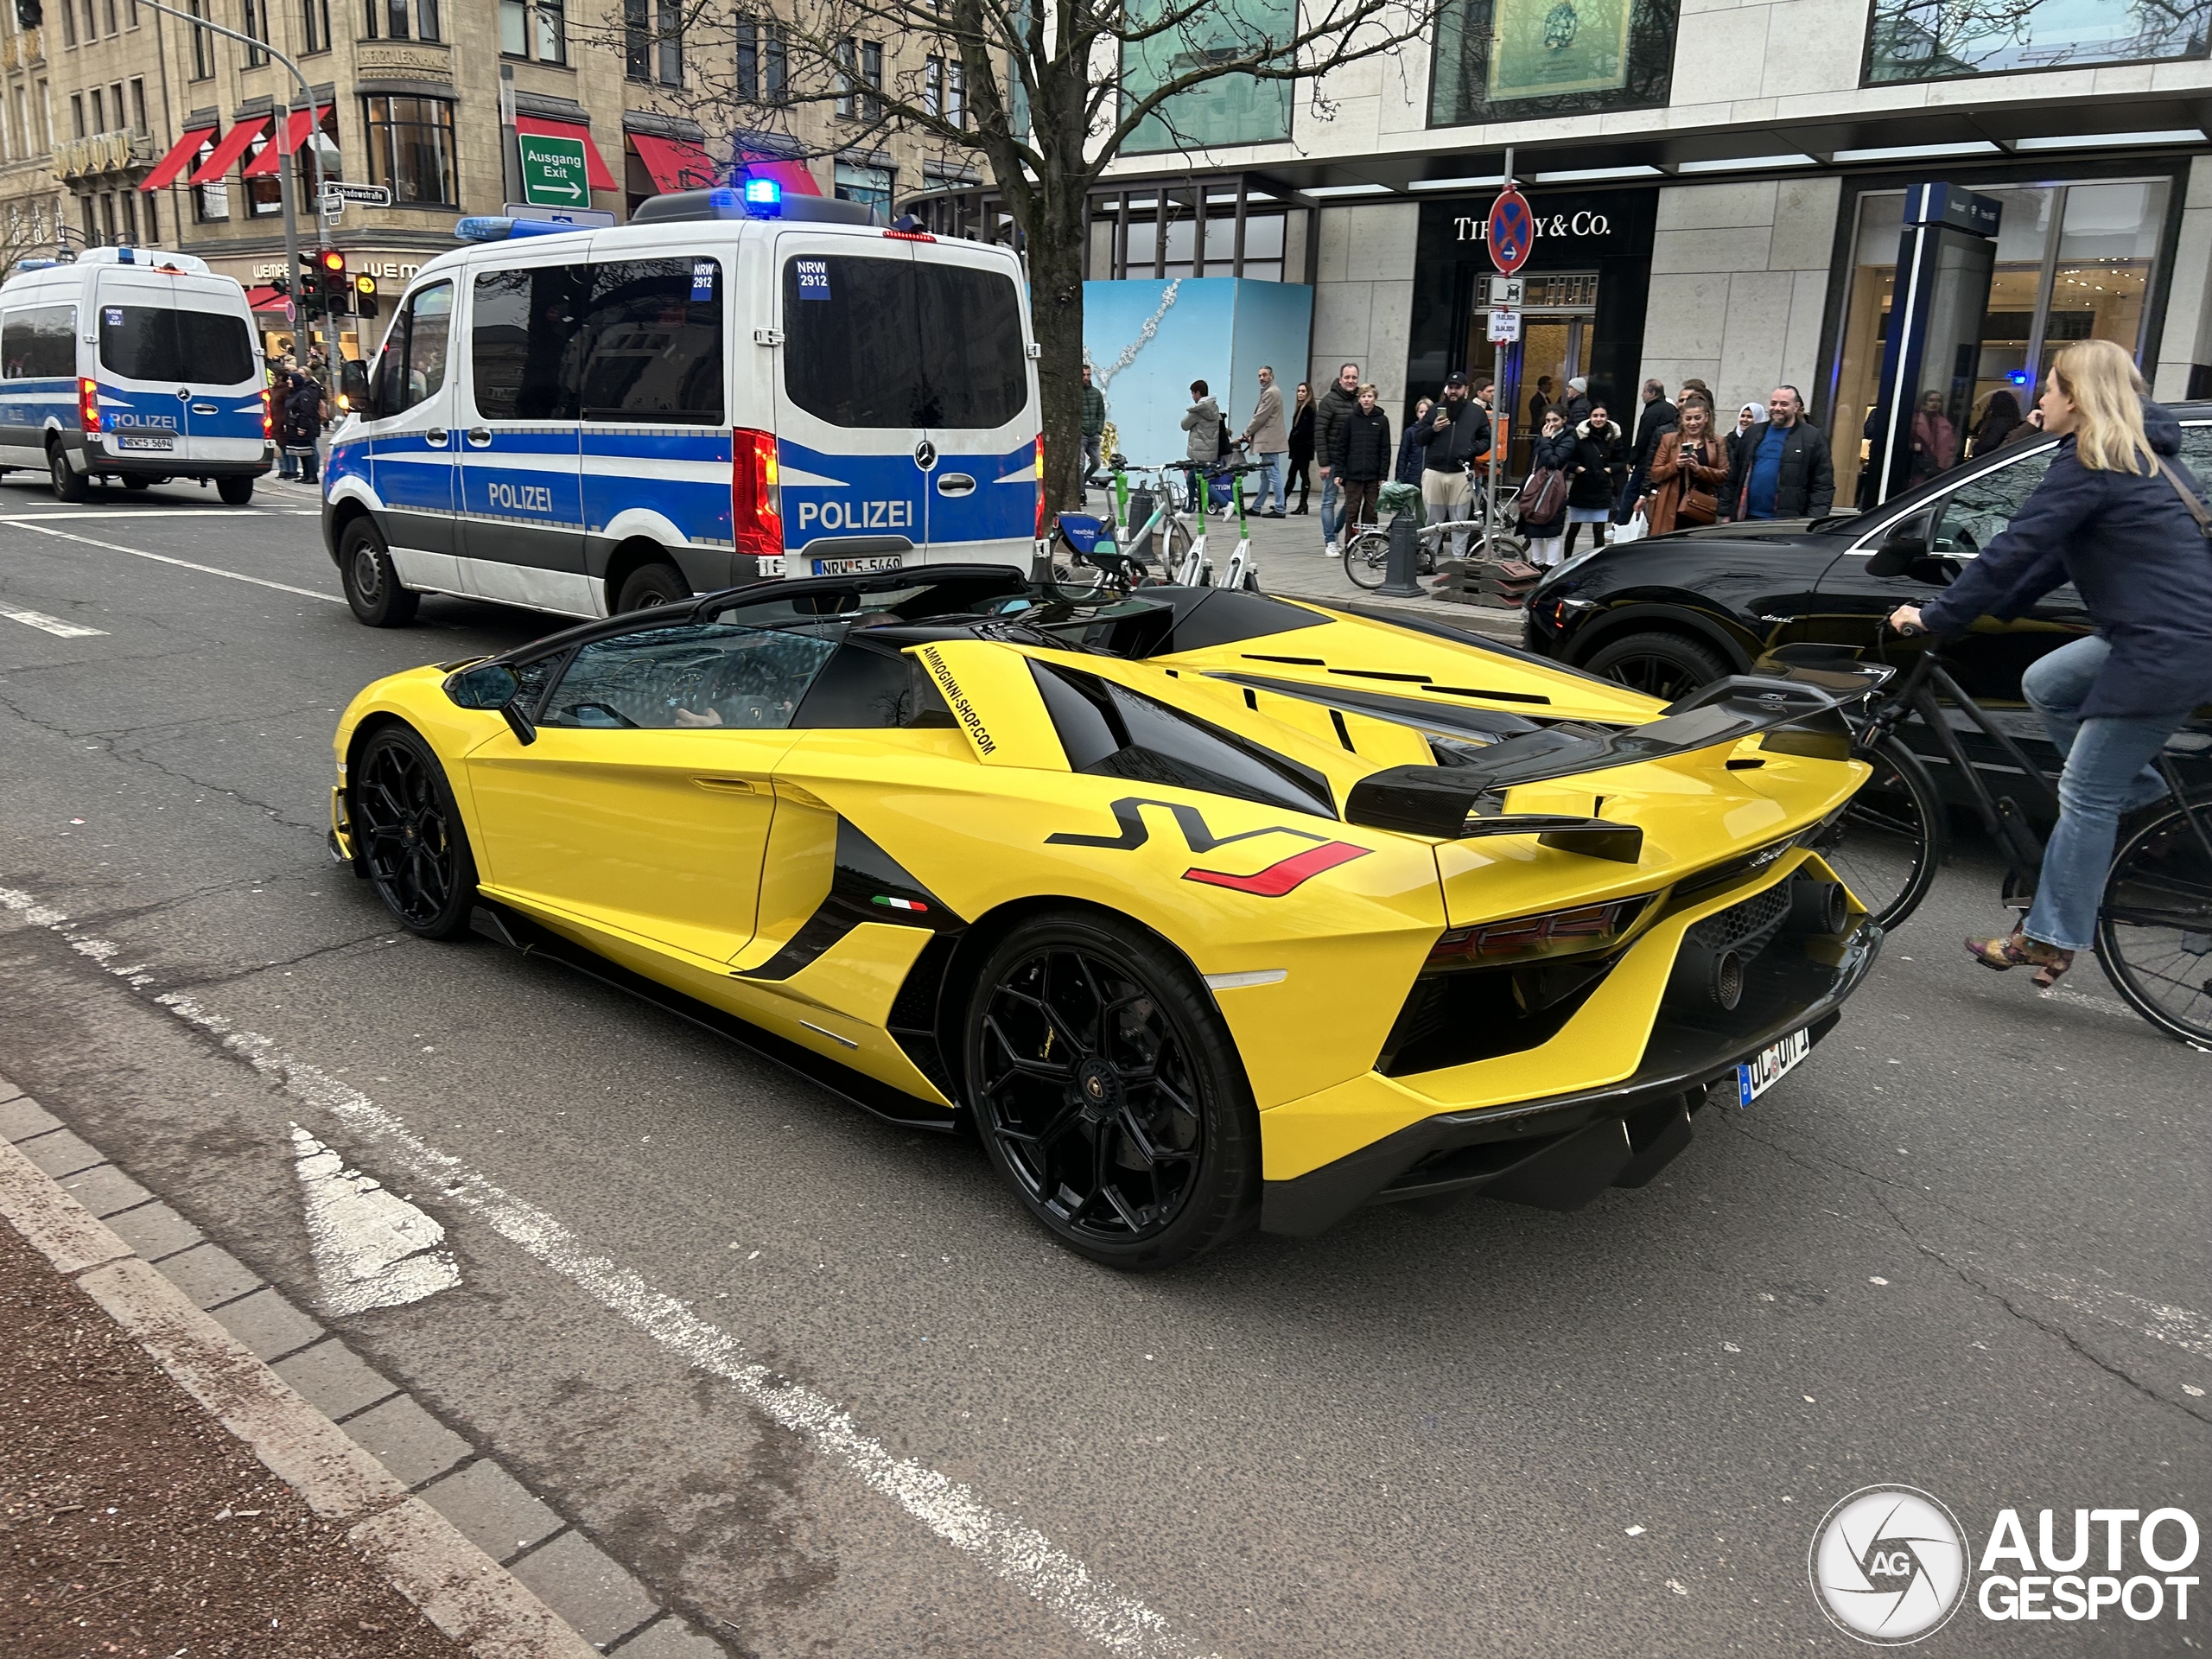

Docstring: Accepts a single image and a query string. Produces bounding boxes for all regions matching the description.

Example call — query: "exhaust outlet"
[1786,875,1851,937]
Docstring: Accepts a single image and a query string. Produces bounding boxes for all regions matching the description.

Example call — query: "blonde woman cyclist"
[1889,338,2212,987]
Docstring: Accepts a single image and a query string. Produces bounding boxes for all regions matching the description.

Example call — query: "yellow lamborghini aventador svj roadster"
[329,567,1887,1268]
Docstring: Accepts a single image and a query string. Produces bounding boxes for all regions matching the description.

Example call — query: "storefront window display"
[1429,0,1677,127]
[1122,0,1294,153]
[1866,0,2211,84]
[1828,175,2173,505]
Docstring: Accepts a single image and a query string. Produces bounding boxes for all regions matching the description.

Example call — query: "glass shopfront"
[1828,169,2178,506]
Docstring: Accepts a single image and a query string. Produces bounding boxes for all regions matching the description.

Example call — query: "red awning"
[245,284,290,313]
[242,105,332,177]
[187,118,269,187]
[630,132,719,194]
[139,125,216,192]
[514,116,617,192]
[737,155,822,198]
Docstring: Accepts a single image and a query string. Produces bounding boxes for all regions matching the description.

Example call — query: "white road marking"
[2030,1272,2212,1363]
[0,509,268,521]
[0,601,105,638]
[290,1122,460,1316]
[0,520,344,604]
[0,882,1215,1659]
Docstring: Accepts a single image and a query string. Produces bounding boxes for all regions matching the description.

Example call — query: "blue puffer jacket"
[1921,403,2212,721]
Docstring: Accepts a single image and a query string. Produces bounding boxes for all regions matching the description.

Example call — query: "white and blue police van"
[322,186,1042,626]
[0,247,272,503]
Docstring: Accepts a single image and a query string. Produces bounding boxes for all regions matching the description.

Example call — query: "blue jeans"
[1252,451,1285,514]
[1320,473,1342,547]
[2022,636,2178,950]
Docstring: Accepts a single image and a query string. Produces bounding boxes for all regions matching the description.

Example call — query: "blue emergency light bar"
[452,216,586,244]
[744,178,782,211]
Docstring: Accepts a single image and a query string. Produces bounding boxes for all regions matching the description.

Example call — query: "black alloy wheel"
[1582,629,1728,703]
[964,913,1258,1269]
[353,728,478,939]
[48,443,87,504]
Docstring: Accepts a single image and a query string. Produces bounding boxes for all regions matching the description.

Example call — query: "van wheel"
[340,518,420,628]
[616,562,689,613]
[48,444,86,504]
[216,476,254,505]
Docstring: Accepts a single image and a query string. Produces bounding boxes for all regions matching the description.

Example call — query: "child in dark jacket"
[1330,385,1393,532]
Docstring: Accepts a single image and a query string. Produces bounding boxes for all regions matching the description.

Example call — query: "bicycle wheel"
[1344,530,1392,589]
[1804,734,1946,931]
[1046,534,1116,602]
[1160,518,1196,585]
[2096,797,2212,1046]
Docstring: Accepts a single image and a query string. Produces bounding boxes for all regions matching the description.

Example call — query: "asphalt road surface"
[1,475,2204,1657]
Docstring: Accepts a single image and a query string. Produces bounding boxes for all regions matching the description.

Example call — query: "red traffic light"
[316,250,346,276]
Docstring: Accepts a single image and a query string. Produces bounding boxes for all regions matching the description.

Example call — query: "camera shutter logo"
[1808,1485,1968,1644]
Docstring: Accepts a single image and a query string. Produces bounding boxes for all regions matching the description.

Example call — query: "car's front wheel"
[352,726,478,939]
[340,518,420,627]
[963,911,1259,1270]
[1581,629,1728,702]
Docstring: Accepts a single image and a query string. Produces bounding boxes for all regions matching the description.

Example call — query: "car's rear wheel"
[1582,629,1728,702]
[217,475,254,505]
[340,518,420,627]
[616,561,689,612]
[963,912,1258,1270]
[47,442,86,504]
[352,726,477,940]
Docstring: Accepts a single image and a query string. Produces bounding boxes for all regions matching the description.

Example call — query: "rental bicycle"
[1046,458,1198,599]
[1796,630,2212,1046]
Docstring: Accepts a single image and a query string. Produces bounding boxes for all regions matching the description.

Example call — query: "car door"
[363,280,460,584]
[772,233,929,576]
[1815,441,2088,702]
[461,618,842,965]
[455,259,588,612]
[911,245,1039,565]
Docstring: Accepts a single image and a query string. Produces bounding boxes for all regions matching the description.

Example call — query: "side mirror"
[1907,555,1961,588]
[1866,519,1929,578]
[443,662,536,745]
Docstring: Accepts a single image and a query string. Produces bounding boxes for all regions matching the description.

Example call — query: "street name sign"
[518,134,592,207]
[321,182,391,206]
[502,202,616,228]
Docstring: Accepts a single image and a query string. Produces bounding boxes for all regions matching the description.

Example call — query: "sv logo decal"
[1046,797,1369,897]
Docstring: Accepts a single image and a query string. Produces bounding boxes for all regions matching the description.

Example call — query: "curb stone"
[0,1072,714,1657]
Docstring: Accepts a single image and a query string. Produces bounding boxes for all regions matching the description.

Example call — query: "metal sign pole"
[1485,146,1513,563]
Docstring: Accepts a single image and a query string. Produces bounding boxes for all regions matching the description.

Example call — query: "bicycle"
[1178,459,1271,591]
[1343,513,1451,590]
[1046,458,1197,600]
[1792,629,2212,1046]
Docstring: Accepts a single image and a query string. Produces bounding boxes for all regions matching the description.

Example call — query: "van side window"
[100,306,254,385]
[373,281,453,418]
[2,306,76,379]
[577,259,723,425]
[470,266,587,421]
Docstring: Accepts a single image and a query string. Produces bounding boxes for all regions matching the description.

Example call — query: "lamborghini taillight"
[732,428,783,559]
[79,378,101,434]
[1427,896,1649,967]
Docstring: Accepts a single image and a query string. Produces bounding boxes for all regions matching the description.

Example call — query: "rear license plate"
[118,435,175,451]
[812,555,904,575]
[1735,1027,1810,1107]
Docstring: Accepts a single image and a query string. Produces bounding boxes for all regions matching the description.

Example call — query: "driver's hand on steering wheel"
[671,707,725,728]
[1887,604,1924,635]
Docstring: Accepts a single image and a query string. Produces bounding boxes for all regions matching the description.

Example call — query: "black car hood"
[1661,518,1824,543]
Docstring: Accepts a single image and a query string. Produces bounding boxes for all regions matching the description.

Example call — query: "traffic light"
[351,272,378,321]
[315,248,347,309]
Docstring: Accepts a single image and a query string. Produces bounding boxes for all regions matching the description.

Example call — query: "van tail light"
[1033,432,1046,538]
[79,378,101,434]
[261,386,273,439]
[732,428,783,560]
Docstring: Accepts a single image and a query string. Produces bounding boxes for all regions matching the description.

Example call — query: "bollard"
[1376,511,1423,598]
[1126,487,1155,563]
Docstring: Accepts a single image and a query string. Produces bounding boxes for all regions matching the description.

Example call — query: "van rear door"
[96,272,262,467]
[911,245,1038,564]
[772,233,928,575]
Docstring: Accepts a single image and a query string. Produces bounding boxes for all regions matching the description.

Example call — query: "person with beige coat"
[1239,365,1289,516]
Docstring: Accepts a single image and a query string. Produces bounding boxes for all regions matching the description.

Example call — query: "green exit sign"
[518,133,590,207]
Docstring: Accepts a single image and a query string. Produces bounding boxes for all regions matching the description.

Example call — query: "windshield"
[99,304,255,385]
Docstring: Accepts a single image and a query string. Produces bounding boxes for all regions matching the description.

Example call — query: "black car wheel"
[47,443,87,504]
[340,518,420,628]
[217,475,255,505]
[616,561,689,613]
[1581,630,1729,702]
[353,727,477,940]
[963,912,1259,1270]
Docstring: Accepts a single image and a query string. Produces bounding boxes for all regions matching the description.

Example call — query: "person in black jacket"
[1722,386,1834,520]
[1519,408,1576,565]
[1623,379,1676,519]
[1410,372,1489,556]
[1330,385,1393,532]
[1286,382,1315,512]
[1891,340,2212,989]
[1563,405,1625,559]
[283,373,327,486]
[1395,397,1432,485]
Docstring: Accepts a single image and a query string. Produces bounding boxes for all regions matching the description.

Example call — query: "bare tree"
[598,0,1442,511]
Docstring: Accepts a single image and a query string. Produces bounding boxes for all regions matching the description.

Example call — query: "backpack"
[1521,465,1568,524]
[1217,415,1233,461]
